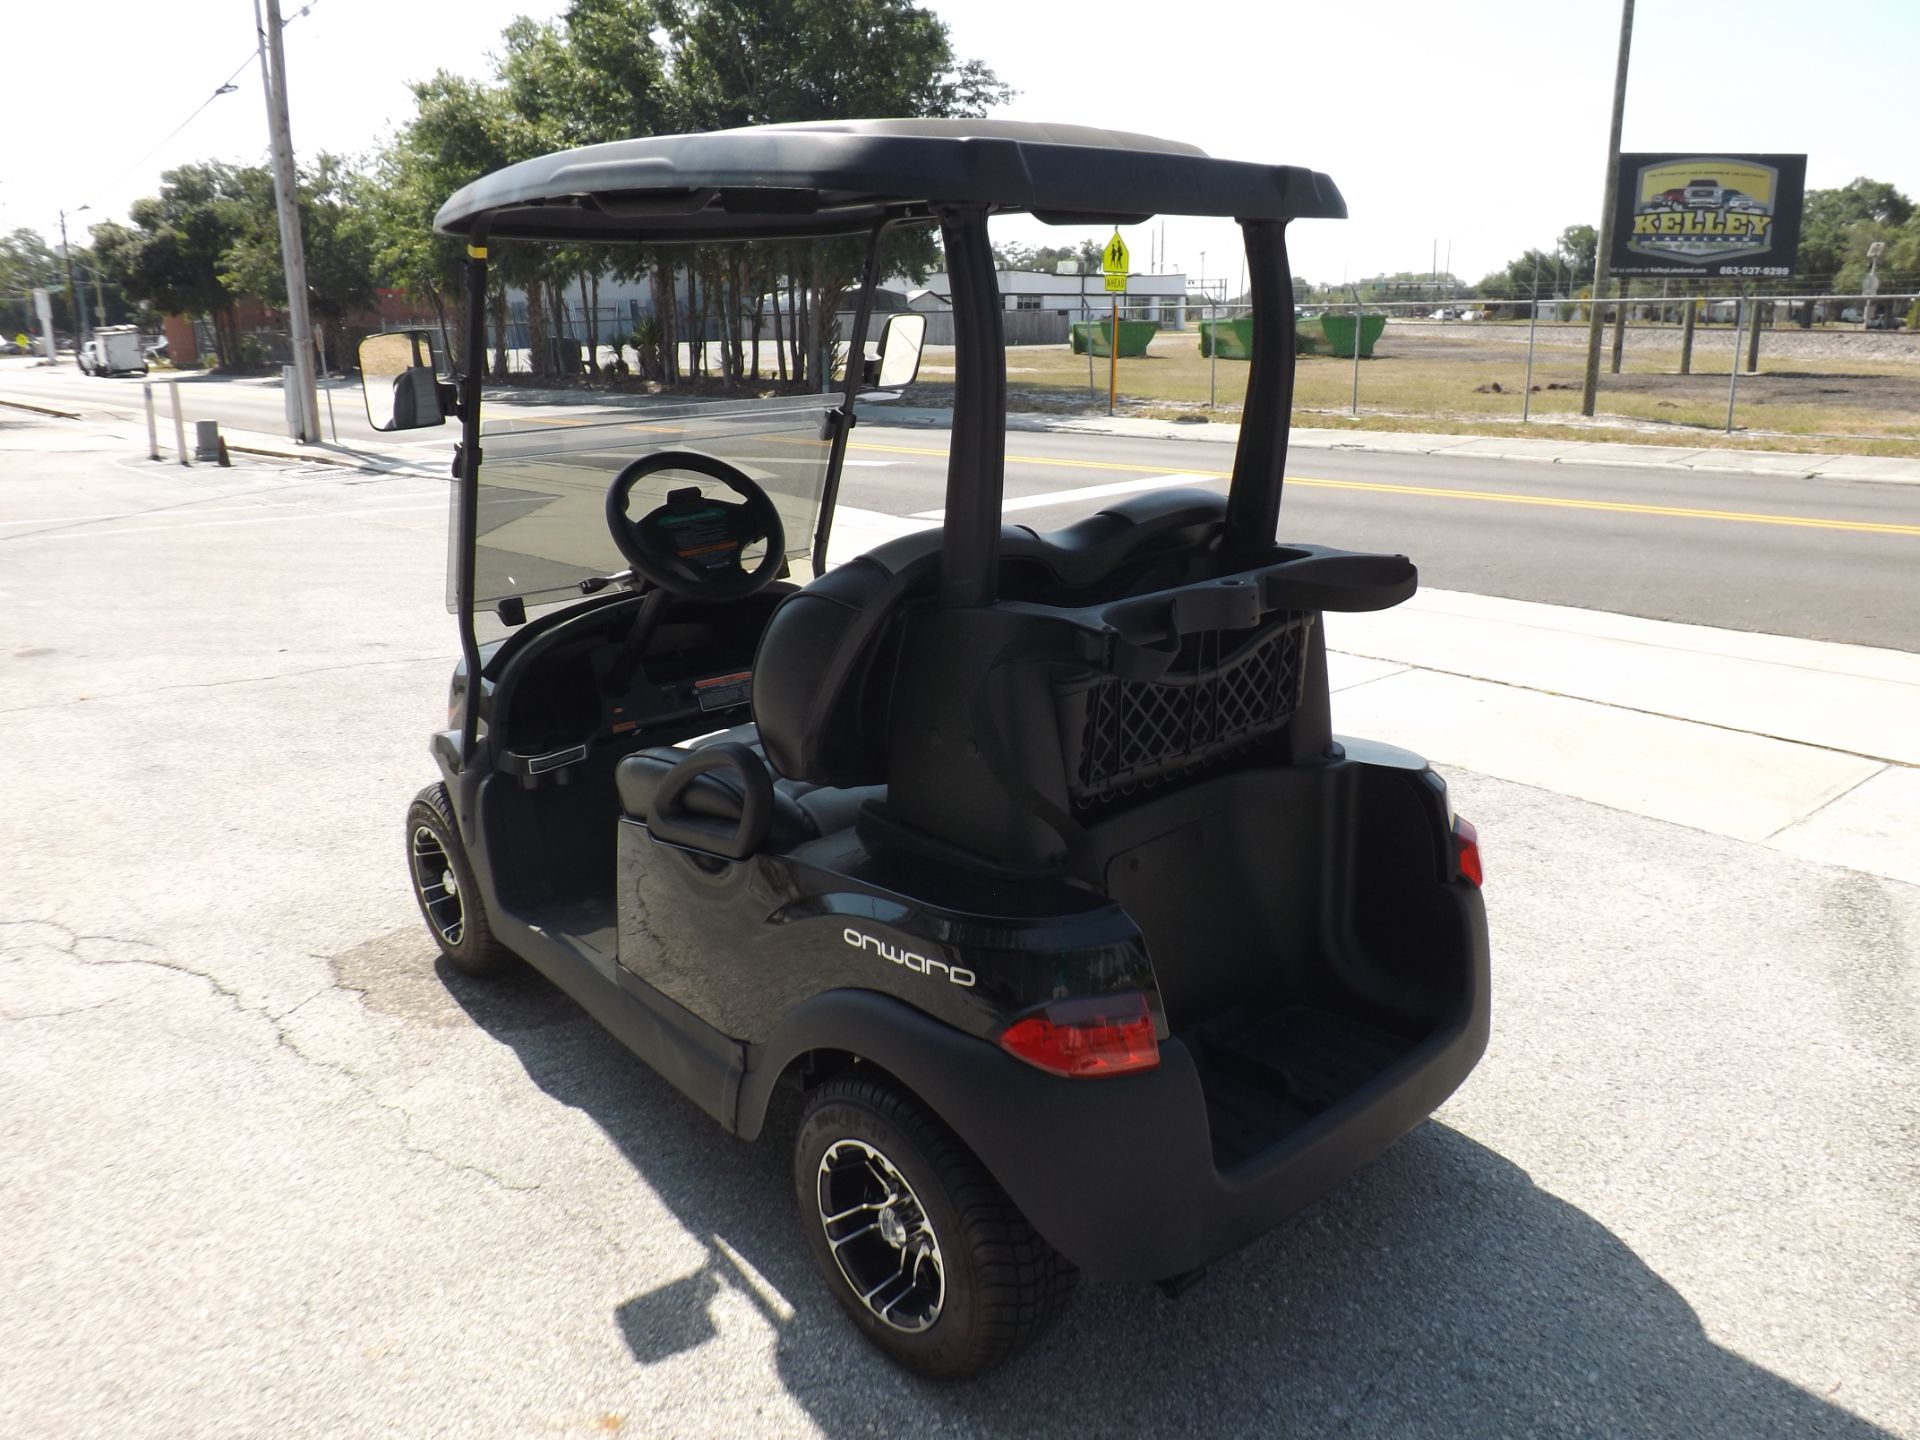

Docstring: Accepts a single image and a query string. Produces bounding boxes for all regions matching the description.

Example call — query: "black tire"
[405,782,517,977]
[795,1073,1076,1378]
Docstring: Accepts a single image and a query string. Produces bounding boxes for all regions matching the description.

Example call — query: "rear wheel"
[405,783,516,977]
[795,1073,1076,1378]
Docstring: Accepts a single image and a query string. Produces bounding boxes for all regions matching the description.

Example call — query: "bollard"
[169,382,189,466]
[143,381,160,460]
[195,418,222,463]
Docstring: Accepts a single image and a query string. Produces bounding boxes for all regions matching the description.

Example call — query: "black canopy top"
[433,118,1346,244]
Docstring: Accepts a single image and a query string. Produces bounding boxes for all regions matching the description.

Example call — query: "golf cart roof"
[434,119,1347,244]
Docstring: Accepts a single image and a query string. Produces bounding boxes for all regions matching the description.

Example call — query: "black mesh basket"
[1057,612,1314,805]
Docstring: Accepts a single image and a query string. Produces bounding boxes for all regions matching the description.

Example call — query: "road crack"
[0,918,541,1194]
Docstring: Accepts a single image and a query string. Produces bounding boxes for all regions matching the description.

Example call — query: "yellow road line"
[848,441,1920,539]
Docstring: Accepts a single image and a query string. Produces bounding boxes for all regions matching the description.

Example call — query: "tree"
[657,0,1008,382]
[1797,177,1915,289]
[91,163,255,366]
[1557,225,1597,282]
[0,228,67,337]
[658,0,1009,131]
[1474,225,1599,303]
[220,155,377,369]
[361,72,521,370]
[991,240,1102,275]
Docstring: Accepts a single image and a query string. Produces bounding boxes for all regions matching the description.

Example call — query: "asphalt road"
[829,422,1920,652]
[0,408,1915,1437]
[7,358,1914,650]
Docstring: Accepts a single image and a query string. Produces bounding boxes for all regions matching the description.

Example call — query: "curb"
[0,396,84,421]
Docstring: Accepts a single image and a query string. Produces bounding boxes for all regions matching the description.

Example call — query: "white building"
[911,267,1189,328]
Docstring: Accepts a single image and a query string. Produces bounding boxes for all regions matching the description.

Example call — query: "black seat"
[623,488,1236,863]
[616,724,881,852]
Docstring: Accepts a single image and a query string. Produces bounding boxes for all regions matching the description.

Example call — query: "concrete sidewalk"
[1322,590,1920,885]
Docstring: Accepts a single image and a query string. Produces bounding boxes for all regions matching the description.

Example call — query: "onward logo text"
[843,928,977,988]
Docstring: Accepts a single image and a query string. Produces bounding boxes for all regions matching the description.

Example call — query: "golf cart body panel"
[404,119,1488,1327]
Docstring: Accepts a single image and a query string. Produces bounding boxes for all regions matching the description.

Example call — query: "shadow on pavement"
[442,958,1892,1440]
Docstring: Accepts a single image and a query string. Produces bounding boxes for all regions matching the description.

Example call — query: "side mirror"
[873,313,926,389]
[359,329,447,431]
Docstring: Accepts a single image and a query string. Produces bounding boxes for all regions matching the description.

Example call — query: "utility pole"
[58,209,83,366]
[1580,0,1635,417]
[255,0,321,443]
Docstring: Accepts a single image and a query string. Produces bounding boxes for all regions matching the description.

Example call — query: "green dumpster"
[1197,317,1255,359]
[1317,313,1387,358]
[1069,319,1157,357]
[1198,318,1339,357]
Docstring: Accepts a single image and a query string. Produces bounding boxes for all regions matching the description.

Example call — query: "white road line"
[910,472,1223,520]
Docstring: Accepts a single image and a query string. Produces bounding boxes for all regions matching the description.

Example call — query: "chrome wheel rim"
[409,824,464,946]
[816,1138,945,1334]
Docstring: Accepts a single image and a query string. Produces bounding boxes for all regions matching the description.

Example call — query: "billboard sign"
[1610,153,1807,279]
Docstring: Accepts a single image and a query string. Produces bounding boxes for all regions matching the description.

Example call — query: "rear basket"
[1056,613,1313,805]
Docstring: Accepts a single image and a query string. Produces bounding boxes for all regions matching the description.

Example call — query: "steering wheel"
[605,451,787,602]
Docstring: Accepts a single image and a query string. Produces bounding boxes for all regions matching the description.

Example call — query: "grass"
[906,327,1920,457]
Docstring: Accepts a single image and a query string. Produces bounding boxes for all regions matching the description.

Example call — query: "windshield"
[456,392,839,614]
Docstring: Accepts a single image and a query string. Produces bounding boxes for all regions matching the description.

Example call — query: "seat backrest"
[750,488,1234,789]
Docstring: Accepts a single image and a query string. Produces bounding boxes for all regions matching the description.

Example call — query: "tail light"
[998,991,1159,1078]
[1453,815,1483,888]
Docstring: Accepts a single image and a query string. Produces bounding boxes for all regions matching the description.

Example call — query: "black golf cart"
[378,120,1490,1379]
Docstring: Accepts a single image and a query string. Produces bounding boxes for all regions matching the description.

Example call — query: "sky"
[5,0,1917,292]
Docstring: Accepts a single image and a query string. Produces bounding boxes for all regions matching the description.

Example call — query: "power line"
[82,52,258,211]
[78,2,320,214]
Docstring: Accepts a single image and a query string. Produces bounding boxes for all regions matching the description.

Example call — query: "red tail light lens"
[998,991,1160,1078]
[1453,815,1483,888]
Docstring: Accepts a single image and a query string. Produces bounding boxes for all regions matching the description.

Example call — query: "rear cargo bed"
[1186,1006,1420,1169]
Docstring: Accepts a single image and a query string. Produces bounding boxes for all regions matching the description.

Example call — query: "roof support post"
[455,220,493,767]
[1225,218,1295,556]
[813,219,894,574]
[935,206,1005,608]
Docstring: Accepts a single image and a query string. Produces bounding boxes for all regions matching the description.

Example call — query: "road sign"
[1102,232,1129,275]
[1104,273,1127,293]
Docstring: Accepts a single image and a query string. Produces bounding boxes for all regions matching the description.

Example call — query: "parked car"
[1865,312,1905,331]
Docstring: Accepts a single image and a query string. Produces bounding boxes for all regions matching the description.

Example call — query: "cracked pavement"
[1,414,1915,1438]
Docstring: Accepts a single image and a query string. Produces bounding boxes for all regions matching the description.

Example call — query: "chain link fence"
[894,288,1920,448]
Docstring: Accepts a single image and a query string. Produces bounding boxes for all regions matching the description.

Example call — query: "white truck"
[78,325,148,377]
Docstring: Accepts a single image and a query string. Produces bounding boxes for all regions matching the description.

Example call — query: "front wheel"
[795,1074,1076,1378]
[405,783,517,977]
